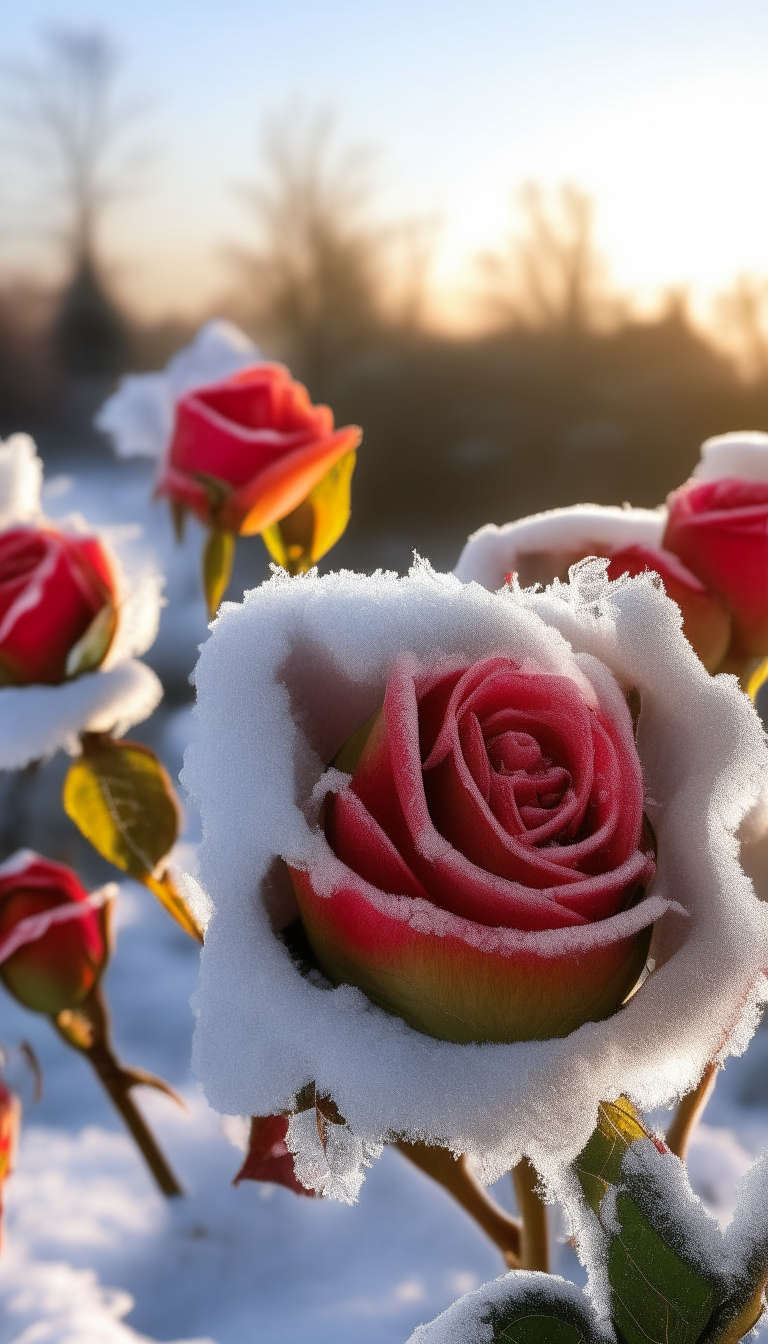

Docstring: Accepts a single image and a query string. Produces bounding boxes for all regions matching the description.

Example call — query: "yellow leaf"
[261,449,357,575]
[203,529,235,618]
[63,736,203,943]
[65,602,117,679]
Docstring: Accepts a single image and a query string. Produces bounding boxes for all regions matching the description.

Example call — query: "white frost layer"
[405,1270,616,1344]
[184,559,768,1199]
[0,434,43,527]
[0,660,162,769]
[95,319,262,460]
[692,431,768,484]
[454,504,666,592]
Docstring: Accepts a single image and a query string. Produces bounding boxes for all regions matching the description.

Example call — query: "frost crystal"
[184,559,768,1201]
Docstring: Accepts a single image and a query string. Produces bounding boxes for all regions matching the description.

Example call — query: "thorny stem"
[512,1157,550,1273]
[53,987,183,1198]
[396,1139,522,1267]
[665,1061,719,1161]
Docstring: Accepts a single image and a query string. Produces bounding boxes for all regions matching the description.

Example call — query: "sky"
[2,0,768,327]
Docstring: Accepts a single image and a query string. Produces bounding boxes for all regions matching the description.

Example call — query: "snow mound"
[0,435,43,528]
[184,558,768,1199]
[0,660,162,769]
[692,431,768,484]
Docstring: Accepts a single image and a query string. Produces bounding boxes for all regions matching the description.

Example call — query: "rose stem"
[86,1041,183,1197]
[53,992,183,1198]
[396,1139,522,1267]
[665,1061,719,1161]
[512,1158,549,1272]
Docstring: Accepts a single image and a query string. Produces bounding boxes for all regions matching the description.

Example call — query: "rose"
[663,433,768,661]
[183,561,768,1194]
[0,852,112,1015]
[454,504,731,672]
[156,362,362,540]
[0,436,163,771]
[0,525,117,686]
[290,654,657,1043]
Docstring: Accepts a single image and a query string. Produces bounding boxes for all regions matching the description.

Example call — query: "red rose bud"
[157,363,362,538]
[290,656,657,1044]
[605,544,732,672]
[664,478,768,658]
[0,525,117,685]
[0,854,112,1016]
[0,1077,20,1250]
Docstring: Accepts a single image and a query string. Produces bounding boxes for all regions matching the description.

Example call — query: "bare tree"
[0,29,149,279]
[0,29,150,375]
[478,182,620,337]
[713,274,768,382]
[231,110,426,393]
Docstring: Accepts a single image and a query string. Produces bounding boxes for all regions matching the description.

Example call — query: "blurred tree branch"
[229,108,435,395]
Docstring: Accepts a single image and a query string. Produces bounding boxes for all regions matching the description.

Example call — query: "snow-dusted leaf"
[233,1115,316,1196]
[574,1101,724,1344]
[406,1270,616,1344]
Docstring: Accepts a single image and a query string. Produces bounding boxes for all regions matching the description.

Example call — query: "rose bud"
[290,655,657,1043]
[664,433,768,660]
[0,525,117,686]
[605,545,731,673]
[0,852,112,1016]
[156,363,362,546]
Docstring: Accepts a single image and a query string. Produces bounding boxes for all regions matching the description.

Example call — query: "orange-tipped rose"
[0,853,111,1016]
[157,363,361,542]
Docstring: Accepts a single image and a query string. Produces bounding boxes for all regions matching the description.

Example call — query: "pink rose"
[290,653,656,1043]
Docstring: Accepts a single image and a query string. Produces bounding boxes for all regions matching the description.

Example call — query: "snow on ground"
[1,452,768,1342]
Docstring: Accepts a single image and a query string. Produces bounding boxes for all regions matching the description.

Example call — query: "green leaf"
[202,529,235,618]
[574,1100,720,1344]
[62,735,204,943]
[261,449,357,575]
[407,1271,614,1344]
[574,1098,650,1214]
[607,1193,716,1344]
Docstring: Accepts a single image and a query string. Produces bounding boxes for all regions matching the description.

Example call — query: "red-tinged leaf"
[233,1114,316,1197]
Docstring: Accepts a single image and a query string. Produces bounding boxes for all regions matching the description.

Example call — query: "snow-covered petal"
[184,559,768,1199]
[454,504,666,592]
[691,431,768,484]
[95,320,262,460]
[0,434,43,528]
[0,660,162,769]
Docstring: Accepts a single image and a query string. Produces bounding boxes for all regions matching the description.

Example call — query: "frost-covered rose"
[0,851,113,1015]
[454,504,731,672]
[0,525,117,686]
[0,436,163,769]
[664,432,768,660]
[156,362,362,539]
[291,654,656,1043]
[184,561,768,1198]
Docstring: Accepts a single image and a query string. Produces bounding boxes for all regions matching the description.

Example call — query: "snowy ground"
[1,451,768,1342]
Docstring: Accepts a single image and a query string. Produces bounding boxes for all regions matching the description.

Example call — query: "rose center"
[486,729,572,821]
